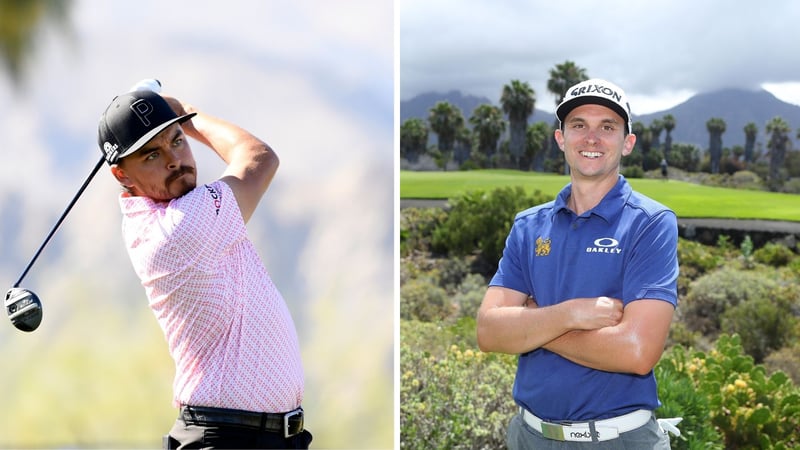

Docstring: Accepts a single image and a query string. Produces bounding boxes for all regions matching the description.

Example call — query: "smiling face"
[554,103,636,184]
[109,123,198,202]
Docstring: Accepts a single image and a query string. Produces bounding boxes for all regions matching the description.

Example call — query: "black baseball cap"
[98,90,196,164]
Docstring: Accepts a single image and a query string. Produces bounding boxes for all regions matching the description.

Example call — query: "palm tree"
[454,127,472,167]
[469,104,506,166]
[500,80,535,169]
[743,122,758,164]
[546,61,588,173]
[639,128,653,171]
[547,61,588,108]
[525,122,550,171]
[706,118,727,174]
[766,116,791,190]
[662,114,676,163]
[0,0,73,85]
[649,119,664,151]
[400,118,429,164]
[428,101,464,170]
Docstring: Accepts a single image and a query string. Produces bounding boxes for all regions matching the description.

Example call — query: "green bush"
[453,273,487,320]
[656,347,724,448]
[400,340,517,449]
[621,165,644,178]
[401,318,479,358]
[765,343,800,386]
[721,292,798,363]
[677,238,723,296]
[431,186,553,273]
[658,334,800,449]
[682,268,779,336]
[400,277,452,322]
[729,170,765,191]
[753,242,796,267]
[400,207,448,257]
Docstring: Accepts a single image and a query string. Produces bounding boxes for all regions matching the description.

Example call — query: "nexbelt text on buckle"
[541,421,618,442]
[522,408,651,442]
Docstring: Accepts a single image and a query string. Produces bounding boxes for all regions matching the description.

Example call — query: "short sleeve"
[164,180,247,271]
[623,210,679,306]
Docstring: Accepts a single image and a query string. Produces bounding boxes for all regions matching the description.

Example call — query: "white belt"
[521,408,652,442]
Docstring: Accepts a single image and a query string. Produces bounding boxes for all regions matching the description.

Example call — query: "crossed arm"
[476,286,674,375]
[164,96,278,224]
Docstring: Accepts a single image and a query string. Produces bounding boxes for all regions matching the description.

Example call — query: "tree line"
[400,60,800,193]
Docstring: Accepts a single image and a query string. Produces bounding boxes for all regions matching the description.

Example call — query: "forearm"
[478,289,624,355]
[182,105,274,167]
[544,326,647,374]
[544,300,674,375]
[477,303,573,354]
[176,101,277,222]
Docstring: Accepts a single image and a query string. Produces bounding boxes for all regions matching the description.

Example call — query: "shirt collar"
[551,175,631,223]
[119,192,167,215]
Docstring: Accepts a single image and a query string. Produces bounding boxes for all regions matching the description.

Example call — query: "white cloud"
[400,0,800,113]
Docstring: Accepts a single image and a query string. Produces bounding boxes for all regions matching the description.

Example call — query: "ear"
[554,129,565,152]
[110,165,131,187]
[621,133,636,157]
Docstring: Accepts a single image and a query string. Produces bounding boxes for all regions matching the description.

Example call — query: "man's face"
[110,123,197,201]
[554,104,636,182]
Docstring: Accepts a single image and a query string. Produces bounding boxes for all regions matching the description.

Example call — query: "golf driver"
[5,79,162,332]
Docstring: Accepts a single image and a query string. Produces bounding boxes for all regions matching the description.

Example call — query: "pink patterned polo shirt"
[119,180,304,413]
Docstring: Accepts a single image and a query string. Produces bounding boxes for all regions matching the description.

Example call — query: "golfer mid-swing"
[98,84,311,449]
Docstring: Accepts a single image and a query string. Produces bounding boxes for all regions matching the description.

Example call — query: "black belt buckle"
[284,408,303,438]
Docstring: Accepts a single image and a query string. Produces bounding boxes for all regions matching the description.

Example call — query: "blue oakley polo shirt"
[490,175,678,421]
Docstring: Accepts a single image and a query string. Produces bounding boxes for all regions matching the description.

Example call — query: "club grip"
[129,78,162,93]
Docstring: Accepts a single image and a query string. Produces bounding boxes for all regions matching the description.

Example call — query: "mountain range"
[400,88,800,150]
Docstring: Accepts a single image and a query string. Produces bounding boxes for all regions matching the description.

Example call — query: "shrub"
[621,165,644,178]
[431,187,552,274]
[764,344,800,386]
[677,238,723,295]
[753,242,796,267]
[729,170,765,191]
[400,207,447,257]
[682,268,778,336]
[667,321,701,349]
[656,347,724,448]
[721,290,799,363]
[400,277,452,322]
[400,341,517,450]
[452,273,487,320]
[658,334,800,449]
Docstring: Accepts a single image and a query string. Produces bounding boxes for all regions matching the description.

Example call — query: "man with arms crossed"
[98,84,311,448]
[477,78,678,449]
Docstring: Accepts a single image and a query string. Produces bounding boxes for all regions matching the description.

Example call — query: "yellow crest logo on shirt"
[535,236,551,256]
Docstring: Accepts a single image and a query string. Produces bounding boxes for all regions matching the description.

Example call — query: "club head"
[5,288,42,332]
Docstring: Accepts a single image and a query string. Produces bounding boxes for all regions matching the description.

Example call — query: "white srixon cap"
[556,78,632,133]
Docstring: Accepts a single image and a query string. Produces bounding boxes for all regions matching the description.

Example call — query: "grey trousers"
[507,412,671,450]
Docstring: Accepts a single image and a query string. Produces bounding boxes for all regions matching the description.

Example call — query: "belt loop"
[589,420,598,443]
[259,412,267,431]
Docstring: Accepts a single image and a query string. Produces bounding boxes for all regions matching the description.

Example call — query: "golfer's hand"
[569,296,623,330]
[160,94,199,137]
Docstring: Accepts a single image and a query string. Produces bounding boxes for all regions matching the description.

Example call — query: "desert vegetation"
[400,186,800,449]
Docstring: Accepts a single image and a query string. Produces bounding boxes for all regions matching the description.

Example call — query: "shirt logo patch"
[535,236,551,256]
[587,237,622,254]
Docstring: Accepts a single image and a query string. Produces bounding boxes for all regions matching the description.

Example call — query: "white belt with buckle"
[521,408,652,442]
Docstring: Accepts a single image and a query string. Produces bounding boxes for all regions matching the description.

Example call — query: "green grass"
[400,170,800,222]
